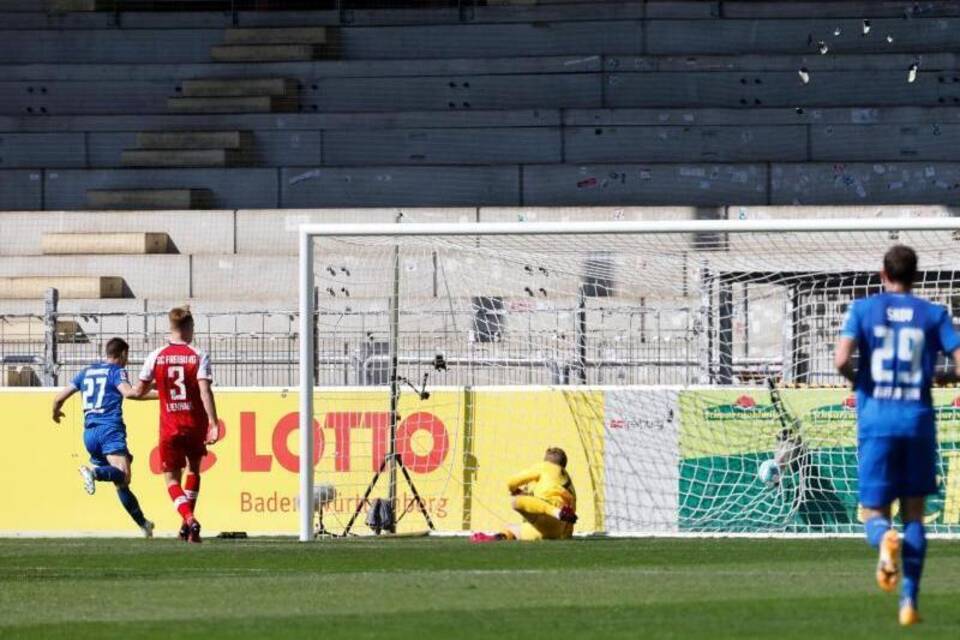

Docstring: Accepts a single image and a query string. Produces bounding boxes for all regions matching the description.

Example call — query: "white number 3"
[168,365,187,400]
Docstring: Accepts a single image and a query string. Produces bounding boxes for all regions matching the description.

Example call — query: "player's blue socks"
[93,465,125,483]
[864,515,891,548]
[115,486,147,528]
[901,520,926,605]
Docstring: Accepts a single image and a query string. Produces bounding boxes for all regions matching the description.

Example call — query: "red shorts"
[158,432,207,472]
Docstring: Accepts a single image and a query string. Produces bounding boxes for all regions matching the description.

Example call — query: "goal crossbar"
[297,216,960,541]
[299,217,960,239]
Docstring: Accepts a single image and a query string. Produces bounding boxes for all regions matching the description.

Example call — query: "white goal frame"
[297,216,960,541]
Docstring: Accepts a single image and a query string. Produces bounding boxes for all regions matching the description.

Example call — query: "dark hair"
[105,337,129,359]
[169,305,194,331]
[883,244,918,287]
[544,447,568,468]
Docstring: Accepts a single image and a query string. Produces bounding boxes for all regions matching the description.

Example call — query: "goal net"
[298,218,960,540]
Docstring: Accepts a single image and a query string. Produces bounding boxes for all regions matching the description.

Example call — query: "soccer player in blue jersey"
[51,337,156,537]
[835,244,960,626]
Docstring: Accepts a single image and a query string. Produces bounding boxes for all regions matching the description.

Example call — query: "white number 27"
[871,326,924,385]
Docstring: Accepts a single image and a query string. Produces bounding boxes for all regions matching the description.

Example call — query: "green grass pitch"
[2,537,960,639]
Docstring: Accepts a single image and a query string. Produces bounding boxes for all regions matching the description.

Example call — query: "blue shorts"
[857,435,938,508]
[83,422,132,467]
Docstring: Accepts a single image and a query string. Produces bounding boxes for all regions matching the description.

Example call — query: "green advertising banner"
[678,389,960,534]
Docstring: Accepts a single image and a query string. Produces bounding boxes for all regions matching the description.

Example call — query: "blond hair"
[168,305,194,331]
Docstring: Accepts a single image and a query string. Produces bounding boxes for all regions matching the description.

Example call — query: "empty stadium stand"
[1,1,959,386]
[0,1,959,209]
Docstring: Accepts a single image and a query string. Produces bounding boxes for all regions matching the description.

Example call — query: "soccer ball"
[757,459,781,488]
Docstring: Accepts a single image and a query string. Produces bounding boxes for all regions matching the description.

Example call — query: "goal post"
[298,217,960,542]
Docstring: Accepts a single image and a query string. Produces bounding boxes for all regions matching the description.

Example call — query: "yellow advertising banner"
[1,388,603,537]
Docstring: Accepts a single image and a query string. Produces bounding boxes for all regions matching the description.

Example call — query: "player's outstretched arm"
[934,308,960,386]
[199,379,220,444]
[834,336,857,384]
[118,380,157,401]
[51,385,77,424]
[506,467,540,495]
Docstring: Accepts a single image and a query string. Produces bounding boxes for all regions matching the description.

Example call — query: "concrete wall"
[645,18,960,55]
[4,2,958,31]
[322,127,561,165]
[0,81,172,116]
[563,125,806,163]
[9,161,960,209]
[0,255,189,300]
[0,170,42,210]
[605,71,942,108]
[42,168,279,209]
[9,116,960,170]
[7,16,957,62]
[279,166,520,207]
[522,163,768,206]
[310,73,598,112]
[3,67,958,116]
[0,204,956,315]
[0,210,235,256]
[770,162,960,204]
[0,7,959,212]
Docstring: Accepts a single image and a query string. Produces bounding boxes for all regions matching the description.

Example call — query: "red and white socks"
[184,473,201,512]
[167,483,195,523]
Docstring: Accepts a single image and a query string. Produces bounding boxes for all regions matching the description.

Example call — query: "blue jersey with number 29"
[71,362,129,429]
[841,292,960,438]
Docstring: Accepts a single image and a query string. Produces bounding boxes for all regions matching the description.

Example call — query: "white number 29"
[168,365,187,400]
[871,326,924,385]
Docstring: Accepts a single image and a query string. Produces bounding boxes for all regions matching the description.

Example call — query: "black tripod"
[342,369,442,535]
[342,450,436,535]
[341,235,445,536]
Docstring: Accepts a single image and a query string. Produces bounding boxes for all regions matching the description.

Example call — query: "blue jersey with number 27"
[71,362,129,429]
[841,292,960,438]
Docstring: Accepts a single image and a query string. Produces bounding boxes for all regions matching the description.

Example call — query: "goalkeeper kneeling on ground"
[471,447,578,543]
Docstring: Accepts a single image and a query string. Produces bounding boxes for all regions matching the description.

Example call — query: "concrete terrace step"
[136,130,251,150]
[48,0,110,11]
[0,255,187,299]
[6,3,960,31]
[3,368,38,387]
[2,19,959,64]
[167,95,298,114]
[181,78,298,98]
[0,210,237,257]
[8,70,960,117]
[0,317,83,343]
[223,27,331,46]
[120,148,249,168]
[6,107,960,134]
[41,232,172,255]
[0,54,952,83]
[0,55,601,82]
[722,1,960,18]
[210,44,327,63]
[0,276,124,299]
[86,188,212,210]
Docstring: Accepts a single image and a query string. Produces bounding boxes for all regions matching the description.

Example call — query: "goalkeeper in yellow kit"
[471,447,578,543]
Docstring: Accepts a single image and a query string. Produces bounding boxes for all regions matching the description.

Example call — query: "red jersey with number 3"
[140,342,213,437]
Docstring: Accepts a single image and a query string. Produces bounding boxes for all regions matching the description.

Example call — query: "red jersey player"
[137,306,220,543]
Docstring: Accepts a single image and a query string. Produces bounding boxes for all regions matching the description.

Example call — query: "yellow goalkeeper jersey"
[507,461,576,510]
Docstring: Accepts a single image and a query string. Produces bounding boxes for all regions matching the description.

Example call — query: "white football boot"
[78,466,96,495]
